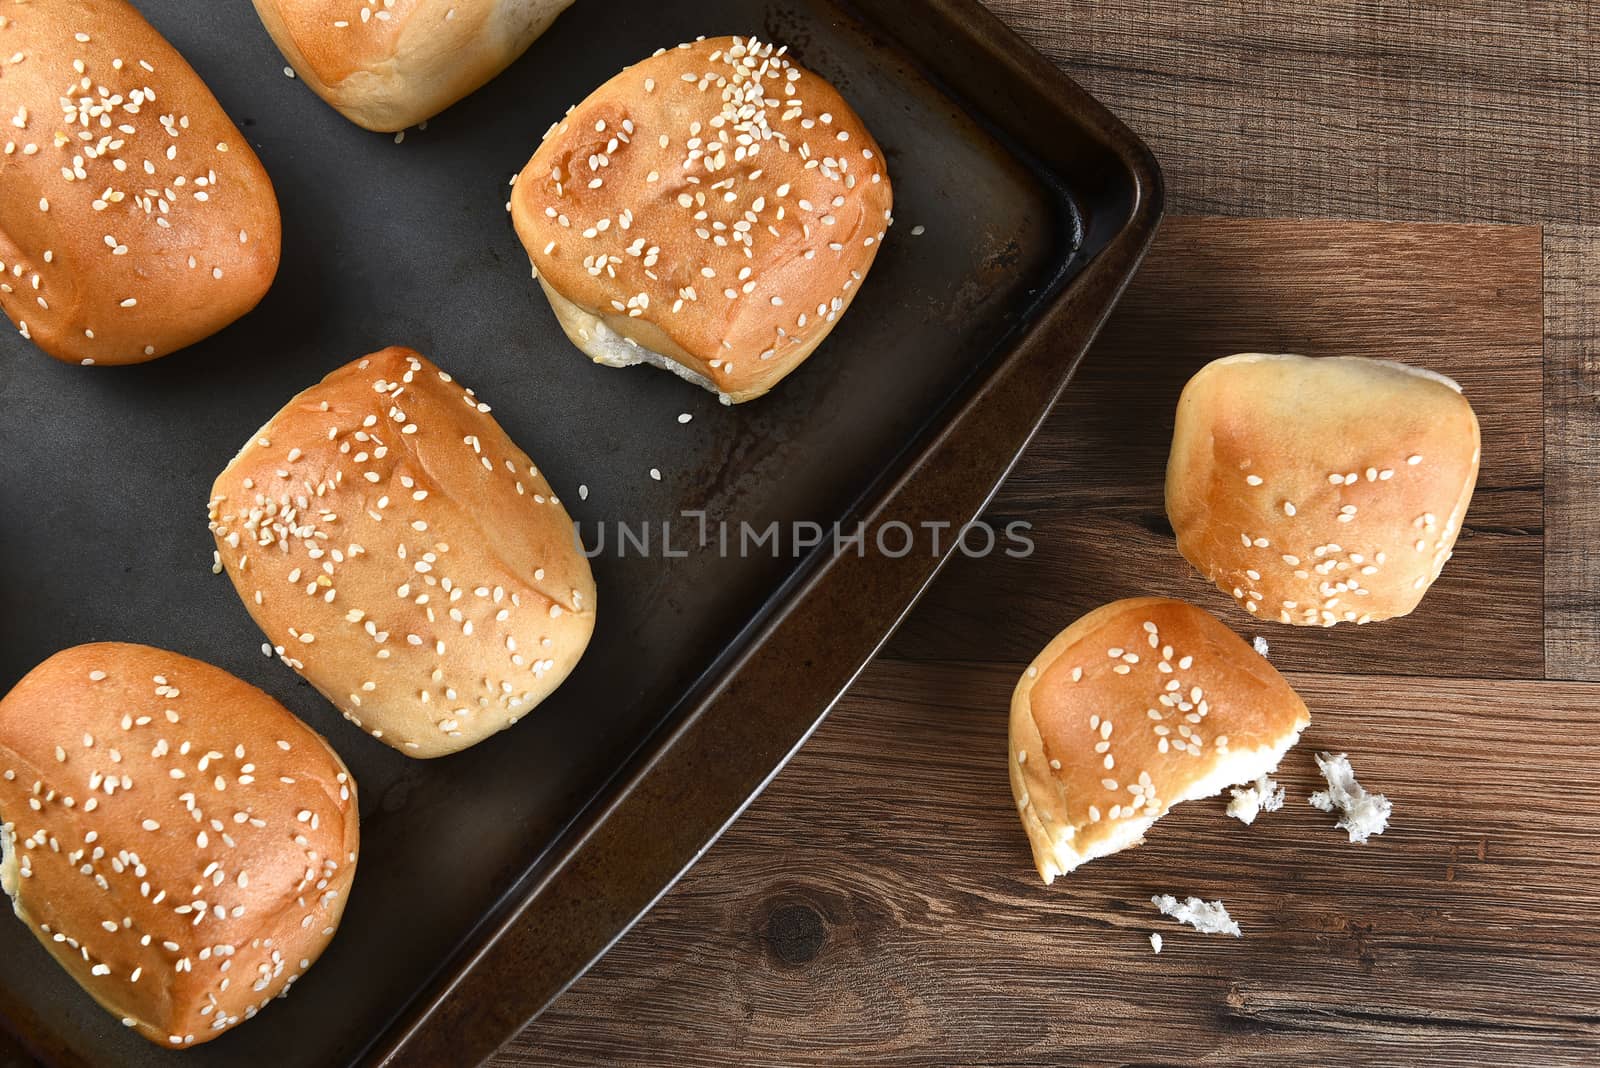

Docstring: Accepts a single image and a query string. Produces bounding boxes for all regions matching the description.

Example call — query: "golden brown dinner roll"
[0,643,358,1049]
[1009,598,1310,883]
[0,0,281,366]
[511,35,894,403]
[208,347,596,758]
[1166,353,1481,626]
[252,0,573,132]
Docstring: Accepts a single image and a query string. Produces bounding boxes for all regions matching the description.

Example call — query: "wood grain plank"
[1545,227,1600,680]
[503,658,1600,1066]
[887,217,1544,678]
[981,0,1599,225]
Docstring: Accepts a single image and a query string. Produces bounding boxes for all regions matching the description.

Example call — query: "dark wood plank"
[1545,227,1600,680]
[888,217,1544,678]
[503,658,1600,1066]
[981,0,1599,225]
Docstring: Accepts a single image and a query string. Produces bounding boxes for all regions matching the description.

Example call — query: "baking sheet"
[0,1,1156,1064]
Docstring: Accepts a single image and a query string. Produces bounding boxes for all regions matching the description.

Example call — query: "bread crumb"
[1252,635,1269,656]
[1149,933,1163,954]
[1152,894,1241,937]
[1226,774,1285,825]
[1310,751,1391,843]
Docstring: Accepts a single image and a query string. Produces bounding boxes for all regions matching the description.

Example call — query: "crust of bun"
[1166,353,1481,627]
[0,0,281,365]
[511,36,893,403]
[1009,598,1310,883]
[208,346,596,758]
[253,0,574,132]
[0,643,358,1048]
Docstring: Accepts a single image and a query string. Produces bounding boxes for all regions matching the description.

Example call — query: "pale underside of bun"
[0,820,17,902]
[0,0,281,365]
[0,643,358,1049]
[209,346,597,758]
[512,35,893,402]
[539,278,836,404]
[540,279,721,396]
[254,0,574,132]
[1165,353,1481,627]
[1009,598,1310,883]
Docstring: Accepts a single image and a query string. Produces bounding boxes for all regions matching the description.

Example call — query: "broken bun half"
[1009,598,1310,883]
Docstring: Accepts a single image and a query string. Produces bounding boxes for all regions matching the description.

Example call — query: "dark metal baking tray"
[0,0,1160,1064]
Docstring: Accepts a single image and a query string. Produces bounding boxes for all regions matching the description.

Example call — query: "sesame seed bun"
[1165,353,1481,627]
[1009,598,1310,883]
[252,0,574,133]
[208,346,596,759]
[0,0,282,366]
[0,642,358,1049]
[510,36,894,404]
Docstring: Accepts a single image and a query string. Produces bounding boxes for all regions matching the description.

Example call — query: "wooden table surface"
[498,4,1600,1065]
